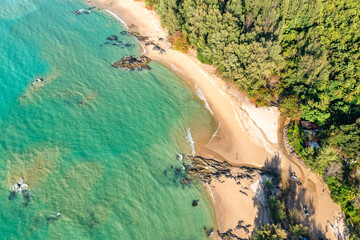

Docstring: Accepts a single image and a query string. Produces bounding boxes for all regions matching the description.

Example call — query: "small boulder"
[192,199,199,206]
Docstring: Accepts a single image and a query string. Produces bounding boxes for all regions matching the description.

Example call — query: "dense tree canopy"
[146,0,360,234]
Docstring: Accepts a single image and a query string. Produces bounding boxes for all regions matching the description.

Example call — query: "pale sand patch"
[87,0,343,238]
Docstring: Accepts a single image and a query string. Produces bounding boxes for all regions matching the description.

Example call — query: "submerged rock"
[203,226,214,237]
[12,179,29,193]
[192,199,199,206]
[120,30,128,35]
[46,212,62,222]
[112,55,151,71]
[113,41,123,46]
[107,35,118,41]
[181,178,190,184]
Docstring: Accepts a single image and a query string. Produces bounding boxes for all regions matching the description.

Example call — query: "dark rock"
[120,30,128,35]
[203,226,214,237]
[107,35,118,41]
[112,55,151,71]
[46,212,62,222]
[113,41,123,46]
[239,190,248,196]
[145,41,154,46]
[136,36,149,42]
[192,199,199,206]
[181,178,190,184]
[129,31,140,37]
[129,24,137,28]
[159,37,164,41]
[74,9,83,15]
[217,229,242,240]
[124,43,133,47]
[153,45,161,51]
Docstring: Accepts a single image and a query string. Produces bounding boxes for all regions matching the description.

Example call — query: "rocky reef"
[112,55,151,70]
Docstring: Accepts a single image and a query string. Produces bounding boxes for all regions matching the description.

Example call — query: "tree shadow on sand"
[252,153,282,229]
[286,167,327,239]
[252,153,327,239]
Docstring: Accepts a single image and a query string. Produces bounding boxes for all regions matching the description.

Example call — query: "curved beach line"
[206,183,224,231]
[105,9,129,29]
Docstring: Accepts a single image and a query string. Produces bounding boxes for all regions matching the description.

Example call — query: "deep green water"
[0,0,216,239]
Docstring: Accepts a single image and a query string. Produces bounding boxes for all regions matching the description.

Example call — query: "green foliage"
[266,197,286,223]
[287,122,305,154]
[197,48,213,64]
[252,224,287,240]
[150,0,360,233]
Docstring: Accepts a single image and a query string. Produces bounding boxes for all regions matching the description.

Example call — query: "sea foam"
[195,84,213,115]
[186,127,196,156]
[105,10,129,29]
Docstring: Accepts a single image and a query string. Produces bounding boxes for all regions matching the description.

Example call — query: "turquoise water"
[0,0,216,239]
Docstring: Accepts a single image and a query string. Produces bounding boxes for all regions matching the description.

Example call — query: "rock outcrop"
[112,55,151,70]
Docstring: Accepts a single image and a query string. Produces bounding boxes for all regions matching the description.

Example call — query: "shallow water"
[0,0,216,239]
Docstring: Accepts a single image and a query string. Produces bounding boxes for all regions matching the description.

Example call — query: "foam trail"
[206,122,220,145]
[105,10,129,29]
[195,85,213,115]
[140,42,146,54]
[186,128,196,156]
[205,183,224,229]
[176,153,185,170]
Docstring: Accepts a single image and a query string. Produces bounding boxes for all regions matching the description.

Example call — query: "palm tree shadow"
[251,153,328,239]
[286,167,327,239]
[252,153,282,229]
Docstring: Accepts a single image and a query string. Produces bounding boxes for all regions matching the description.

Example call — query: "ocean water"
[0,0,216,239]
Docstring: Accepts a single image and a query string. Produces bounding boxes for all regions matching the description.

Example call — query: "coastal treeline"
[145,0,360,235]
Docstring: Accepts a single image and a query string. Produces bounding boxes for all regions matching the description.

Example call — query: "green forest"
[145,0,360,236]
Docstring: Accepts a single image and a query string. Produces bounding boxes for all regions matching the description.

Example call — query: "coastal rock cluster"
[103,34,134,48]
[120,29,166,55]
[145,41,166,55]
[112,55,151,71]
[184,155,265,184]
[9,179,33,206]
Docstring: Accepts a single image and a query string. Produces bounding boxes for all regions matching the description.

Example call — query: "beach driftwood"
[112,55,151,70]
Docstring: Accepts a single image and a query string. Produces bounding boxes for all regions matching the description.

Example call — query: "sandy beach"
[89,0,344,238]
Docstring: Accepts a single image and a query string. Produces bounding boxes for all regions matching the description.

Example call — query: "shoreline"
[89,0,344,239]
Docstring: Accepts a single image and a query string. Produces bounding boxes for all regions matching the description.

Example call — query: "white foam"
[140,42,146,54]
[205,183,224,229]
[177,153,185,170]
[199,69,217,86]
[105,10,129,29]
[186,127,196,156]
[195,84,213,115]
[207,122,220,145]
